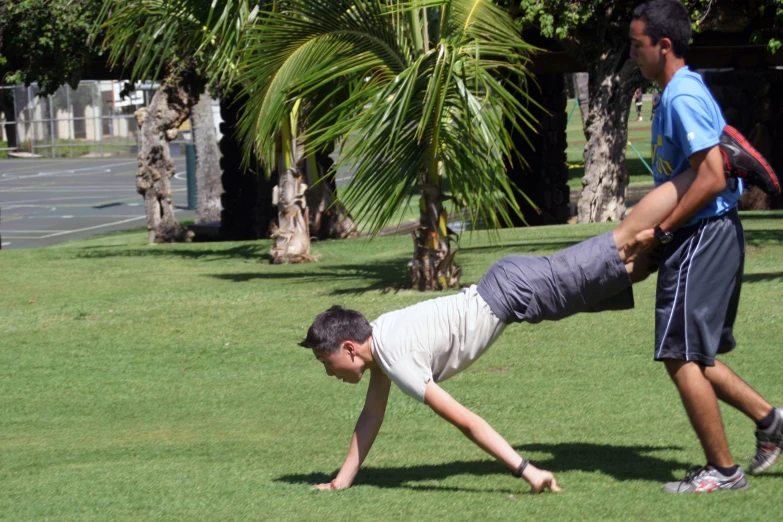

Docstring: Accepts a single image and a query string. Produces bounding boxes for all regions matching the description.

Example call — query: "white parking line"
[39,215,147,238]
[1,242,11,247]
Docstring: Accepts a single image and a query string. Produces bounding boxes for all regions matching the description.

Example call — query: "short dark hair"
[299,305,373,355]
[632,0,691,58]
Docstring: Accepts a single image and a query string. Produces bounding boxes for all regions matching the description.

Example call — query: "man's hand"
[525,466,562,494]
[630,227,659,255]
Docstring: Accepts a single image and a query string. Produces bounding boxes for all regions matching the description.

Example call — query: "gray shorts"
[477,231,633,324]
[654,209,744,366]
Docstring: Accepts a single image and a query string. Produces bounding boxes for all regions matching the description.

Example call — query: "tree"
[93,0,252,242]
[236,0,539,289]
[511,1,646,222]
[511,0,783,223]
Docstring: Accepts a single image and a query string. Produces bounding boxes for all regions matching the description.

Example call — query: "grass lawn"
[566,99,656,190]
[2,214,783,520]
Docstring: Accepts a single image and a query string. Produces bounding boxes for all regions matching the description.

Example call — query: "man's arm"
[423,380,561,494]
[315,368,391,490]
[633,145,726,250]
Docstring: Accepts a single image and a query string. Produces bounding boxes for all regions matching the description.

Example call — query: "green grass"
[2,215,783,520]
[566,99,656,190]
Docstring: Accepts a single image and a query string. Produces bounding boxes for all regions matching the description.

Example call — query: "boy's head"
[300,306,373,383]
[630,0,691,80]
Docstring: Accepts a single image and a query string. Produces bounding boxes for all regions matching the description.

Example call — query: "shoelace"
[681,465,706,483]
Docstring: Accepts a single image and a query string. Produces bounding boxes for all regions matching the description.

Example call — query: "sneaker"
[661,465,749,493]
[720,125,780,195]
[749,406,783,475]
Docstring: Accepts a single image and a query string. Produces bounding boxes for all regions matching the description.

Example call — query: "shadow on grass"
[212,258,411,295]
[276,442,684,492]
[743,271,783,283]
[76,243,270,262]
[458,240,584,255]
[745,229,783,245]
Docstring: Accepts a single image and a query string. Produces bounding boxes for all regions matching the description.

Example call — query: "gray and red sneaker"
[661,465,749,493]
[749,406,783,475]
[720,125,780,195]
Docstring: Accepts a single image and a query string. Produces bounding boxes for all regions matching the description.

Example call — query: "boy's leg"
[721,126,780,195]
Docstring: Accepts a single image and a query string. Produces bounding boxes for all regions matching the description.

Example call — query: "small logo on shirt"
[687,132,695,141]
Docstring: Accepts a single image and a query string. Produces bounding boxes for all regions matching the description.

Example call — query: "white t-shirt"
[370,285,506,403]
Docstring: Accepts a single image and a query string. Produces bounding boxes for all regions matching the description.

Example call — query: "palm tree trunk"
[408,180,460,291]
[270,168,317,264]
[303,148,358,240]
[190,90,222,224]
[134,78,198,242]
[573,72,590,140]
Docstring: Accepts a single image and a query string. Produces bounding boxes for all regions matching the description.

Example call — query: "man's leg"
[706,361,772,422]
[706,360,783,474]
[665,359,734,468]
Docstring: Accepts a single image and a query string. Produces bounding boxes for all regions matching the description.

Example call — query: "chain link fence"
[0,81,195,159]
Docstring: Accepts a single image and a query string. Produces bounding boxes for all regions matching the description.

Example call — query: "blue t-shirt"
[651,66,742,225]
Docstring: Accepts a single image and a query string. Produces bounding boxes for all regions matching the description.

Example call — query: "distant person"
[635,88,644,121]
[651,88,661,120]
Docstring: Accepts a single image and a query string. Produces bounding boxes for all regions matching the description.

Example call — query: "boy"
[300,133,777,494]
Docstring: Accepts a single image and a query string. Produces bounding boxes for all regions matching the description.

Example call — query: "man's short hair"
[299,305,372,355]
[632,0,691,58]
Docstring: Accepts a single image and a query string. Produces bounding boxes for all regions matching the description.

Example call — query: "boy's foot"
[661,465,748,493]
[749,406,783,475]
[720,125,780,195]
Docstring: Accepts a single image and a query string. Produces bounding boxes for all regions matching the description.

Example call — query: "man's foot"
[749,406,783,475]
[720,125,780,195]
[661,465,748,493]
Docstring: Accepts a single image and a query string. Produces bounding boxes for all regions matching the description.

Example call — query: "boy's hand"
[525,466,562,494]
[313,480,347,490]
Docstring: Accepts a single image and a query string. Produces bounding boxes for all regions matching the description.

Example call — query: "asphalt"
[0,158,195,250]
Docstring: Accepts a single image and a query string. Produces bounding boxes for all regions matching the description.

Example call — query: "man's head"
[300,305,373,383]
[630,0,691,82]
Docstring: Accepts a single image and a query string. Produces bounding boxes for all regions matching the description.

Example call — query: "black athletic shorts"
[654,208,745,366]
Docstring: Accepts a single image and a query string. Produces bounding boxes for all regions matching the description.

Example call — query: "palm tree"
[236,0,539,289]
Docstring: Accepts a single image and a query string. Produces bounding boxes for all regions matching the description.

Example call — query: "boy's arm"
[633,145,726,251]
[315,368,391,490]
[423,380,561,494]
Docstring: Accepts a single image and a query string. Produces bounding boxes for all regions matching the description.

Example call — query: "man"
[629,0,782,494]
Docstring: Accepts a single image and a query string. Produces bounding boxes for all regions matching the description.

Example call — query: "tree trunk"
[134,79,198,243]
[270,168,318,264]
[506,73,570,226]
[218,90,275,240]
[303,149,358,240]
[408,181,460,291]
[574,72,590,140]
[190,91,222,224]
[576,54,644,223]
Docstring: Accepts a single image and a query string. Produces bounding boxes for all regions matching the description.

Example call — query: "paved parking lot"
[0,158,194,249]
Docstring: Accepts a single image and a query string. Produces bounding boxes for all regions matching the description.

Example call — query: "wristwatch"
[654,225,674,244]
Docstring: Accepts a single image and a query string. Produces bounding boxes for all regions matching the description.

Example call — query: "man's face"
[629,19,663,80]
[314,345,363,384]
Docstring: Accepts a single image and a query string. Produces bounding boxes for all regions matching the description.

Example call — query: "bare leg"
[665,359,735,467]
[611,169,696,254]
[706,360,773,422]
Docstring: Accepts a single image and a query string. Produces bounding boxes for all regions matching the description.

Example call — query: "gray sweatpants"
[476,231,633,324]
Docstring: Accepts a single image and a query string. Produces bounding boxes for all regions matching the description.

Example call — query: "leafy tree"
[509,0,783,223]
[236,0,539,288]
